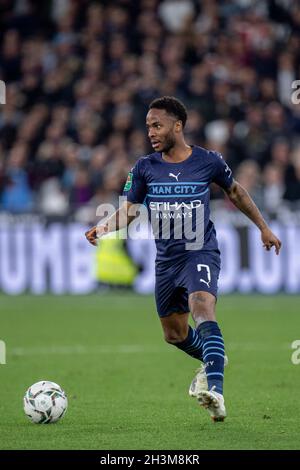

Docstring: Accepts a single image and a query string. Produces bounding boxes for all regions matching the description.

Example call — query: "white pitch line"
[9,342,292,356]
[226,342,292,351]
[10,345,172,356]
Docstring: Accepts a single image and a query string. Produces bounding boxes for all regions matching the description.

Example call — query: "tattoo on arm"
[225,181,267,231]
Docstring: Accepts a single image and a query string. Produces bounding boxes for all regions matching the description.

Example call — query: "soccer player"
[85,96,281,422]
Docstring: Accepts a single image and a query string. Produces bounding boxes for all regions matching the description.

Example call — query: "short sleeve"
[211,151,233,190]
[122,159,147,204]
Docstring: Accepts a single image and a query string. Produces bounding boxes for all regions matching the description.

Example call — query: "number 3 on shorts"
[197,264,211,288]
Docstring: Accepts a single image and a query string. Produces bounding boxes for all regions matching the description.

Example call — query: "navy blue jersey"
[123,145,233,262]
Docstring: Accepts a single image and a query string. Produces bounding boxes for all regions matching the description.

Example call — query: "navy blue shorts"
[155,250,221,318]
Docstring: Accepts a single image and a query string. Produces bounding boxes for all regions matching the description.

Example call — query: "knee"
[189,292,216,324]
[164,328,188,344]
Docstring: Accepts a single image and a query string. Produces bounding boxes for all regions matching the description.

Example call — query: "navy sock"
[197,321,225,395]
[173,325,203,361]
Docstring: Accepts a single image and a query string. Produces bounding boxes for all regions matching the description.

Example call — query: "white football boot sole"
[197,387,226,422]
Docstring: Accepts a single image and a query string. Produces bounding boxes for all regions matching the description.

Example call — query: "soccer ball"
[23,380,68,424]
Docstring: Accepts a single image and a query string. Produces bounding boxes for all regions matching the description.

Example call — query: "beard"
[161,134,176,153]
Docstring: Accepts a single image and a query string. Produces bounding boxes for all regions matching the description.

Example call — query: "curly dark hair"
[149,96,188,128]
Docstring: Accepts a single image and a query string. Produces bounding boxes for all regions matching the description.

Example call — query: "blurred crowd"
[1,0,300,221]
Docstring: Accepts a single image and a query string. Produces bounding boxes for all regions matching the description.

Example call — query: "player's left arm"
[224,179,282,255]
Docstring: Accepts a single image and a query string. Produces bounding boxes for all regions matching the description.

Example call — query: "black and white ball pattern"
[23,381,68,424]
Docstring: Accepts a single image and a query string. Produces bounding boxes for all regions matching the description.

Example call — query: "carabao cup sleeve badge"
[124,172,133,191]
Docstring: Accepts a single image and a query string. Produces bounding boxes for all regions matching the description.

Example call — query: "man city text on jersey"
[123,146,233,262]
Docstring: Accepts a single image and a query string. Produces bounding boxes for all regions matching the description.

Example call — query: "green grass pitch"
[0,293,299,450]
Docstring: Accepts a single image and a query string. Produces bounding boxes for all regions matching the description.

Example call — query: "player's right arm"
[85,200,135,246]
[85,159,147,246]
